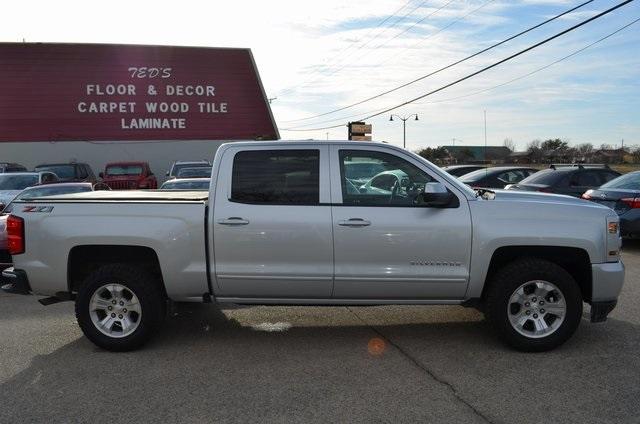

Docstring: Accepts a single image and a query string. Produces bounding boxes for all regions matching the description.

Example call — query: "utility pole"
[389,114,419,149]
[483,110,488,164]
[326,132,329,140]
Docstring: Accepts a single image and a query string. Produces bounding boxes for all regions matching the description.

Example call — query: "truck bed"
[17,190,209,203]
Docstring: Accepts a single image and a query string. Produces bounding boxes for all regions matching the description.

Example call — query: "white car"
[159,178,210,190]
[2,141,624,352]
[0,172,59,211]
[0,182,94,271]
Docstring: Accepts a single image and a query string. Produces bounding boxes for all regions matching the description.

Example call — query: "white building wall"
[0,139,238,184]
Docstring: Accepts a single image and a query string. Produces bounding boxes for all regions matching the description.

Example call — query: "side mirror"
[165,171,170,177]
[416,182,454,207]
[99,172,104,178]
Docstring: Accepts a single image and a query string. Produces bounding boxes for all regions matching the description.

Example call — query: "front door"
[212,146,333,299]
[330,146,472,300]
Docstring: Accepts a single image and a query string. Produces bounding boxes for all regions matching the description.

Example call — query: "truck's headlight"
[608,222,618,234]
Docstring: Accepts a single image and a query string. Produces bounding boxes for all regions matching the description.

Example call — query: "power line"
[279,0,462,97]
[375,0,496,68]
[296,0,458,88]
[282,0,595,124]
[414,17,640,105]
[277,0,424,96]
[282,16,639,130]
[281,0,635,132]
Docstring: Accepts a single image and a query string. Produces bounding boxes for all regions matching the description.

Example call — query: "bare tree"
[503,138,516,152]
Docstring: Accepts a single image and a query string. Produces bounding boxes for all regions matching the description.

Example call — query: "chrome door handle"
[217,217,250,226]
[338,218,371,227]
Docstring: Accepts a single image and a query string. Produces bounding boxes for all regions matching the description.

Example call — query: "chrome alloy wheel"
[507,280,566,339]
[89,283,142,338]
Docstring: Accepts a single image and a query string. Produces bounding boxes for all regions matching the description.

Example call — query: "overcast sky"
[2,0,638,151]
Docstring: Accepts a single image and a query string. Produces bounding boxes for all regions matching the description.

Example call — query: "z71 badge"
[22,206,54,213]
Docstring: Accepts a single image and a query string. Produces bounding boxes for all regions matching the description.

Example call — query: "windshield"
[106,165,143,176]
[177,167,212,178]
[343,162,386,181]
[0,174,39,190]
[16,185,92,200]
[171,163,209,177]
[600,172,640,190]
[4,185,93,213]
[160,180,210,190]
[459,169,491,183]
[517,169,564,185]
[35,165,75,179]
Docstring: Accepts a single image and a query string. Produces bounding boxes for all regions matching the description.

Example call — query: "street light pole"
[389,113,419,149]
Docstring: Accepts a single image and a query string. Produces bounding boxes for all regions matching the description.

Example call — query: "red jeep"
[100,162,158,190]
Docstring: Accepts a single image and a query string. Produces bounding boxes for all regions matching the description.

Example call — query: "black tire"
[75,263,165,352]
[485,258,583,352]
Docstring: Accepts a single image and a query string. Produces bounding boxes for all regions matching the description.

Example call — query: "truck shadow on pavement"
[1,301,640,423]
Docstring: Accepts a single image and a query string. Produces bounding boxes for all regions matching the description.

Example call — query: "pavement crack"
[346,306,496,424]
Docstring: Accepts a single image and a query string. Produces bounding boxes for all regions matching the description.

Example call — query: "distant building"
[442,145,512,164]
[509,151,533,164]
[589,148,627,164]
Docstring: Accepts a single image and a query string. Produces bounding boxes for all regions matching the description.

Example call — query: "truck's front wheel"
[75,264,165,351]
[485,258,583,352]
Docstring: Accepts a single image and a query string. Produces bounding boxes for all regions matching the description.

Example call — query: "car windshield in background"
[106,165,143,176]
[517,169,563,185]
[34,165,75,179]
[0,174,39,190]
[459,169,491,183]
[600,172,640,190]
[177,167,212,178]
[160,180,210,190]
[16,185,92,200]
[172,163,210,176]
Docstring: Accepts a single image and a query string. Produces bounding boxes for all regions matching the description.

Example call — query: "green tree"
[540,138,569,152]
[416,146,449,163]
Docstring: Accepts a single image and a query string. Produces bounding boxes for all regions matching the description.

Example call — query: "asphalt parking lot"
[1,242,639,424]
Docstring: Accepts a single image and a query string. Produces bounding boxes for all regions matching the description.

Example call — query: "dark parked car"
[166,160,211,178]
[506,164,620,197]
[582,171,640,237]
[176,166,212,178]
[442,165,486,177]
[459,166,538,189]
[34,162,97,184]
[0,163,27,173]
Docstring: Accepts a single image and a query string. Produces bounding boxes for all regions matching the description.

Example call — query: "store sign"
[0,43,279,142]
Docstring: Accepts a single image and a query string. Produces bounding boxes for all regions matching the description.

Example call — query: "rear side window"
[231,150,320,205]
[574,171,600,187]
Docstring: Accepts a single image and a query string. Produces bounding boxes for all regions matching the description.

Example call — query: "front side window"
[34,165,75,180]
[231,150,320,205]
[340,150,434,206]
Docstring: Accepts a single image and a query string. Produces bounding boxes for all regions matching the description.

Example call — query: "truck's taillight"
[6,215,25,255]
[621,197,640,209]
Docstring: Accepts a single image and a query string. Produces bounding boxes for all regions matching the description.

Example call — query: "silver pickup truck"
[2,141,625,352]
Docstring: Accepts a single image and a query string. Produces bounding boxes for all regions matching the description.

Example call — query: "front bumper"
[1,267,31,295]
[589,261,624,322]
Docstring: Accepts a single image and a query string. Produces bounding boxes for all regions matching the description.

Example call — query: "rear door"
[567,170,601,197]
[212,145,333,299]
[330,145,472,300]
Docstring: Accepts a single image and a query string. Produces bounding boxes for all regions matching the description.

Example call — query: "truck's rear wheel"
[75,264,165,351]
[485,258,582,352]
